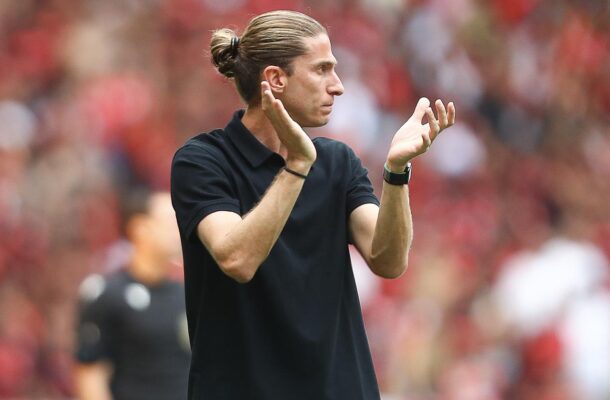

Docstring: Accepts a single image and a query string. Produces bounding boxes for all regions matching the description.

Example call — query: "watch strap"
[383,162,412,185]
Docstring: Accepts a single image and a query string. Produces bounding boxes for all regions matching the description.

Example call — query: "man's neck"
[241,106,287,158]
[127,250,168,287]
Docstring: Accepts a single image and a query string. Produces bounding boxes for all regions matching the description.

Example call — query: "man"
[171,10,455,400]
[74,190,191,400]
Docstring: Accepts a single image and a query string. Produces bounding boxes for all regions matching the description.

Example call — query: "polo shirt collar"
[226,110,275,168]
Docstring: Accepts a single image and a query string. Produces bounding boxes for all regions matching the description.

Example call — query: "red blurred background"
[0,0,609,398]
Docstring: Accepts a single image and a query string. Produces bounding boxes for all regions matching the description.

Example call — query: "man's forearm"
[369,183,413,278]
[207,168,307,283]
[361,97,454,278]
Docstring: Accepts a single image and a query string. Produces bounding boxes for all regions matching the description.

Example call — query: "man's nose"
[328,71,344,96]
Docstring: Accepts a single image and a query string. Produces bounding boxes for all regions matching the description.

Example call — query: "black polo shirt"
[171,110,381,400]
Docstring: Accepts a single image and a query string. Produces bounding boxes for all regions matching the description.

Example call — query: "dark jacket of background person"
[74,191,190,400]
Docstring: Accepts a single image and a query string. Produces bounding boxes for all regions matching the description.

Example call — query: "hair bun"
[210,29,239,78]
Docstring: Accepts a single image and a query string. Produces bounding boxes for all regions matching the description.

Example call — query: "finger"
[422,131,432,150]
[435,99,448,128]
[411,97,430,122]
[261,81,274,111]
[261,85,287,130]
[272,98,291,121]
[447,101,456,125]
[261,80,272,95]
[266,100,288,129]
[261,81,277,103]
[264,94,292,134]
[260,81,294,133]
[425,107,440,140]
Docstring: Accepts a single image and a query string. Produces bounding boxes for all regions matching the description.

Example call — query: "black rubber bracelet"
[282,166,308,179]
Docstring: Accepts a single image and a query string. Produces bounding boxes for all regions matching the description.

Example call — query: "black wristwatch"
[383,162,412,185]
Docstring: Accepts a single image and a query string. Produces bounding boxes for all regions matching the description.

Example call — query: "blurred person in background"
[74,189,190,400]
[171,10,454,400]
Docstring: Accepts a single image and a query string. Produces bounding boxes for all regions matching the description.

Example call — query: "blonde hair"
[210,10,326,105]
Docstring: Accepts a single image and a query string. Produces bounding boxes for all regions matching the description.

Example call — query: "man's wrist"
[282,166,308,179]
[383,162,412,185]
[285,159,313,176]
[385,159,410,173]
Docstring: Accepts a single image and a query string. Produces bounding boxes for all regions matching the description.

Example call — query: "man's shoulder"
[176,129,227,154]
[172,129,233,170]
[78,269,131,305]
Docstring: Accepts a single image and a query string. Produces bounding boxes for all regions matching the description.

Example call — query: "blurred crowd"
[0,0,609,398]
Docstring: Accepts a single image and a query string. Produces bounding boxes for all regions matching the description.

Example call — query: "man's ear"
[262,66,287,93]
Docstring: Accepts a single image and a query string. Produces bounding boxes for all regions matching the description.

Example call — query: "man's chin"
[300,115,330,128]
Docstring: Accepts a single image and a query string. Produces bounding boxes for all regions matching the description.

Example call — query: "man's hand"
[261,81,317,173]
[386,98,456,171]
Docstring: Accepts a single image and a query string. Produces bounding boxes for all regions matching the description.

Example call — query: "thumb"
[411,97,430,122]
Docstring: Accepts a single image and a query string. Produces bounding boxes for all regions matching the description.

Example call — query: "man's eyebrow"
[312,59,338,68]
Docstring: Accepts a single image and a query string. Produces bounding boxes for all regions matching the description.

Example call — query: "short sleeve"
[171,142,240,240]
[345,146,380,216]
[75,275,112,364]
